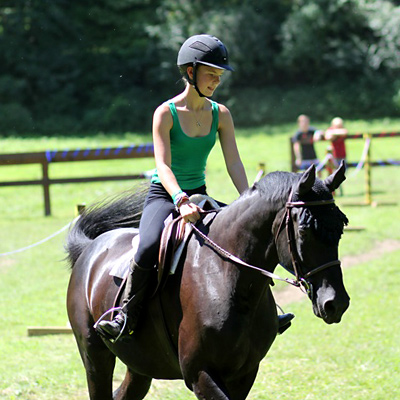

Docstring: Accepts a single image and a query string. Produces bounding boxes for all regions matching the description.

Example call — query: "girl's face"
[188,65,225,96]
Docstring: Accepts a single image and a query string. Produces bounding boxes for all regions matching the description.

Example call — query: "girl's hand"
[178,201,202,223]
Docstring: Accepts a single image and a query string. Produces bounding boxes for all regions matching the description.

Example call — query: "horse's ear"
[323,160,346,192]
[295,164,316,196]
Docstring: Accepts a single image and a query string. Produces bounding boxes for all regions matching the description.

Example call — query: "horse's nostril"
[324,300,336,316]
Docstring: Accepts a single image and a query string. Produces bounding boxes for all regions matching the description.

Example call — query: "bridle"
[274,190,341,299]
[190,190,341,299]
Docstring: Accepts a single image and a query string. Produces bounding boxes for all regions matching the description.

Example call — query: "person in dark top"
[292,114,323,170]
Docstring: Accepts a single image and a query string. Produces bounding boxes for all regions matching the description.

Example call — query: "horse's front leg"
[113,369,152,400]
[192,371,229,400]
[192,368,258,400]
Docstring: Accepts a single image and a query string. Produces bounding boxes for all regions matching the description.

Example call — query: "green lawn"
[0,118,399,399]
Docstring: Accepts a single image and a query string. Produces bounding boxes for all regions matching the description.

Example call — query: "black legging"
[135,183,207,269]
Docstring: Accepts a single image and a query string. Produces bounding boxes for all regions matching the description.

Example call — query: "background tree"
[0,0,399,135]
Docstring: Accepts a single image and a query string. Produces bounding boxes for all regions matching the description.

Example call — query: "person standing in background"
[324,117,347,167]
[292,114,323,170]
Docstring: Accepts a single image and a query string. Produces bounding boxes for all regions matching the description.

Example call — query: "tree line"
[1,0,399,135]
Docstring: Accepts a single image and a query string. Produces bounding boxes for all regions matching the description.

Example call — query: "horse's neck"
[213,193,282,273]
[200,193,281,313]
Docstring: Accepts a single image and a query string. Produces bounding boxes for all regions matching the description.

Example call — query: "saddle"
[109,195,221,296]
[156,195,220,293]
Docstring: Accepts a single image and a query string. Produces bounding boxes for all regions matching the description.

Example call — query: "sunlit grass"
[0,118,399,399]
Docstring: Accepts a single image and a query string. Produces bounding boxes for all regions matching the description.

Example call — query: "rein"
[190,193,341,297]
[190,219,300,288]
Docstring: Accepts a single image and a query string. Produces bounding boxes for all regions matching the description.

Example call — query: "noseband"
[274,190,341,298]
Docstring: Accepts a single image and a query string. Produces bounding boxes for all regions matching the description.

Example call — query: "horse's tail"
[65,182,149,268]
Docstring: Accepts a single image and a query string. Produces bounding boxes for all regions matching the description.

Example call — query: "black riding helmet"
[177,34,233,97]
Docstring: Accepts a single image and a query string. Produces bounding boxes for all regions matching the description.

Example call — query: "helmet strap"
[192,63,207,98]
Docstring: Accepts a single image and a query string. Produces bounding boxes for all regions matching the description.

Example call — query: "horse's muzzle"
[313,286,350,324]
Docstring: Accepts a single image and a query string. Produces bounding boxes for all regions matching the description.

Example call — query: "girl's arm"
[324,128,348,140]
[217,103,249,194]
[152,103,181,197]
[293,141,302,166]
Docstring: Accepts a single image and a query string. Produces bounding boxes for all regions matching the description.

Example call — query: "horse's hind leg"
[68,294,116,398]
[77,339,117,400]
[113,369,152,400]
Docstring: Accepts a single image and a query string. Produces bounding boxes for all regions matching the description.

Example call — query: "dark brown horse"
[66,164,350,400]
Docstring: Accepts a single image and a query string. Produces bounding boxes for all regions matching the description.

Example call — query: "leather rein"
[190,192,341,298]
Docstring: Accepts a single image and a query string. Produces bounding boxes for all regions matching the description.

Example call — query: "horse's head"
[274,162,350,324]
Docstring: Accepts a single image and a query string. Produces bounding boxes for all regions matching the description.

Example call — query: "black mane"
[254,170,334,203]
[254,170,348,245]
[253,171,298,205]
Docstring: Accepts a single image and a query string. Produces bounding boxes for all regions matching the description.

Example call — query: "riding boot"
[96,260,153,339]
[278,313,295,335]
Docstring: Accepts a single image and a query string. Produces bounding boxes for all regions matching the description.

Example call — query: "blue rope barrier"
[114,146,123,155]
[43,144,154,162]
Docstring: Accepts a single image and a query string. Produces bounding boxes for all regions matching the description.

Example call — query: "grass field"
[0,118,399,399]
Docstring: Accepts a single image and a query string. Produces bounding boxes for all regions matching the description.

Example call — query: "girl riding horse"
[97,34,294,339]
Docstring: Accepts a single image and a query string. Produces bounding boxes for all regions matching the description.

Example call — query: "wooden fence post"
[364,133,372,205]
[41,160,51,216]
[290,137,297,172]
[76,203,86,216]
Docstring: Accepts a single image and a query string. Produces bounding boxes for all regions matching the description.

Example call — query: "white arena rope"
[315,137,371,179]
[347,136,371,179]
[0,216,79,257]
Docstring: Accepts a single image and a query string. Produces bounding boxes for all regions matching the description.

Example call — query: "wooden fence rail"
[0,144,154,216]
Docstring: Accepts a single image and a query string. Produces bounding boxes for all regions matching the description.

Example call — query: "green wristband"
[172,190,184,205]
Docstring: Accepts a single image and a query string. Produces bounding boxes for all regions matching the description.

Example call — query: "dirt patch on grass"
[273,239,400,306]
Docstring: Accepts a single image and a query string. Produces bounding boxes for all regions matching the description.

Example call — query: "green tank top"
[151,100,219,190]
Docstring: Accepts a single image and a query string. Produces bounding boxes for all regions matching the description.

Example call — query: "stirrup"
[94,307,127,343]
